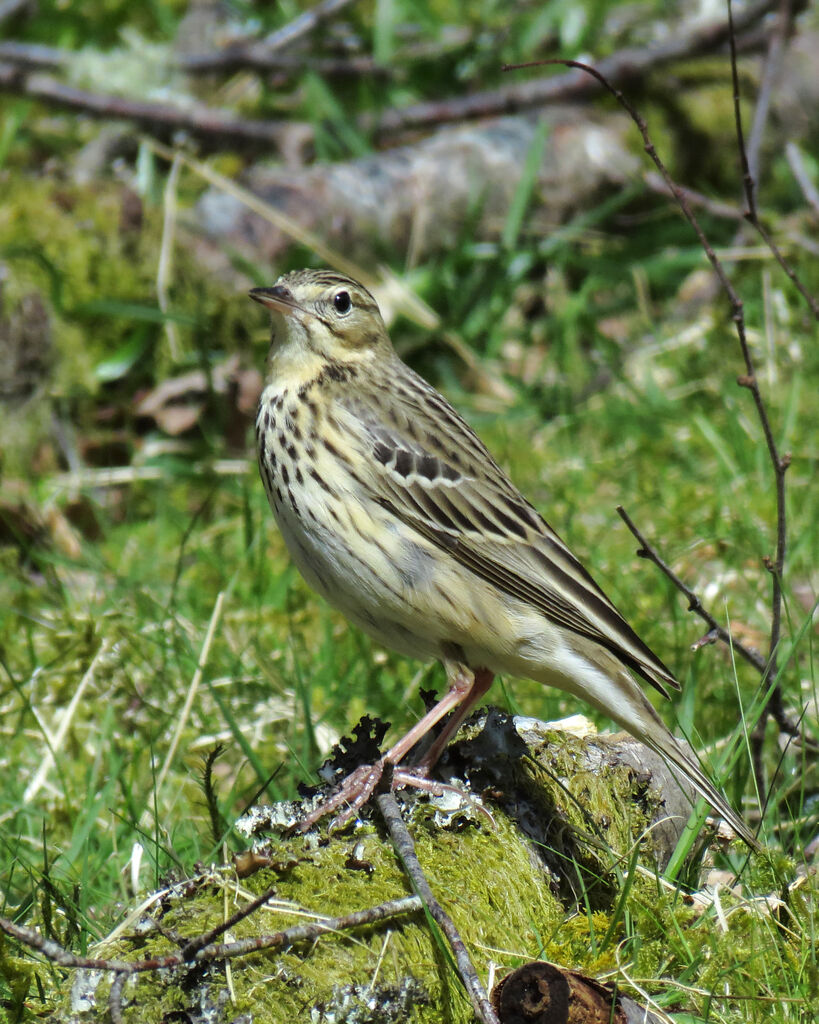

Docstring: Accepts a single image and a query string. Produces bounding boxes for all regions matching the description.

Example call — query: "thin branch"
[727,0,819,320]
[0,0,777,153]
[1,896,426,969]
[259,0,359,54]
[107,971,127,1024]
[643,170,744,221]
[177,882,285,959]
[376,790,500,1024]
[180,30,472,76]
[180,0,362,74]
[785,142,819,217]
[721,0,810,777]
[616,506,767,675]
[0,891,424,1021]
[0,40,66,69]
[372,0,777,137]
[0,66,289,152]
[0,0,31,26]
[509,53,801,756]
[182,50,388,77]
[745,0,793,185]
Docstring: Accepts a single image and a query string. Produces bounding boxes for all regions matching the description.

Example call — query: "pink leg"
[383,662,486,764]
[419,666,494,768]
[295,663,492,832]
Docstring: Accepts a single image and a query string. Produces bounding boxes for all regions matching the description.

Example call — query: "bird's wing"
[343,371,679,698]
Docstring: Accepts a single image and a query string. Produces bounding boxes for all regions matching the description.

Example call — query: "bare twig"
[505,41,807,784]
[0,895,424,970]
[376,791,500,1024]
[0,0,777,154]
[616,506,767,675]
[0,40,66,69]
[745,0,793,188]
[107,972,127,1024]
[0,893,423,1020]
[722,0,814,783]
[0,0,31,26]
[0,66,289,152]
[182,50,388,77]
[785,142,819,217]
[259,0,358,54]
[372,0,777,137]
[180,0,361,74]
[643,170,744,221]
[180,29,473,77]
[727,0,819,320]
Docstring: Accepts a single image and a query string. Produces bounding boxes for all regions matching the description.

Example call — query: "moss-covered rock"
[47,711,745,1024]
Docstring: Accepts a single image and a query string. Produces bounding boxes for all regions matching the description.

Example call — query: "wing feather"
[341,369,680,697]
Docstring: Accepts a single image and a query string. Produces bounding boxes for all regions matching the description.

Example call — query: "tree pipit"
[250,269,758,848]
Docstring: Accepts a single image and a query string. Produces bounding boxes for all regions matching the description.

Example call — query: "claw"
[295,760,386,833]
[294,759,493,832]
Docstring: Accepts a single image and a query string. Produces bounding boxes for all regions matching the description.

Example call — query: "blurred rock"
[195,109,640,267]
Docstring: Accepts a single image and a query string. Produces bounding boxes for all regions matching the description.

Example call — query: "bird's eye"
[333,290,352,314]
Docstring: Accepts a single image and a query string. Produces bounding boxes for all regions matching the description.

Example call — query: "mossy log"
[53,710,713,1024]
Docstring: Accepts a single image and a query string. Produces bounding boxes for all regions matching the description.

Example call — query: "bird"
[249,268,758,849]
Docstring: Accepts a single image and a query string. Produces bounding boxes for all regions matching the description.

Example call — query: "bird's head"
[250,270,393,385]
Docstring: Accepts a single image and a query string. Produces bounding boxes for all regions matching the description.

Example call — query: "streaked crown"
[250,270,393,382]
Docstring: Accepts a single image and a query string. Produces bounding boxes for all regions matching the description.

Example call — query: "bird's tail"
[561,655,761,850]
[639,721,760,850]
[615,683,761,850]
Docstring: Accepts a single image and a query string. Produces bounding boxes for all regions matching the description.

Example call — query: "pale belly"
[256,385,569,678]
[273,491,449,662]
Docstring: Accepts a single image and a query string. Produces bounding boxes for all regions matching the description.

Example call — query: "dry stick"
[728,0,819,321]
[724,1,812,776]
[180,30,471,76]
[0,65,289,152]
[376,791,500,1024]
[181,29,473,76]
[0,895,423,969]
[183,50,387,77]
[0,40,65,69]
[615,506,767,675]
[176,881,285,960]
[642,171,744,221]
[786,142,819,217]
[745,0,793,186]
[181,0,362,74]
[0,0,775,154]
[0,895,423,1020]
[108,972,127,1024]
[370,0,777,137]
[259,0,359,54]
[0,40,382,79]
[0,0,30,25]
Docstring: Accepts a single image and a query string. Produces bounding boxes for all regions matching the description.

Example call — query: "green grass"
[1,0,819,1020]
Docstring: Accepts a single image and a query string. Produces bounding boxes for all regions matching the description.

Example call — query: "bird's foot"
[294,760,475,833]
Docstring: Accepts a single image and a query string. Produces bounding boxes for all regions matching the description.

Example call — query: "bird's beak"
[249,285,305,316]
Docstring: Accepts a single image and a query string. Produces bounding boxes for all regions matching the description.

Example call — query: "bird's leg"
[382,662,483,764]
[295,664,489,832]
[416,666,494,769]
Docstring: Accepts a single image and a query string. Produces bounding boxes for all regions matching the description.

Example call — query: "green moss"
[54,808,563,1023]
[0,173,256,475]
